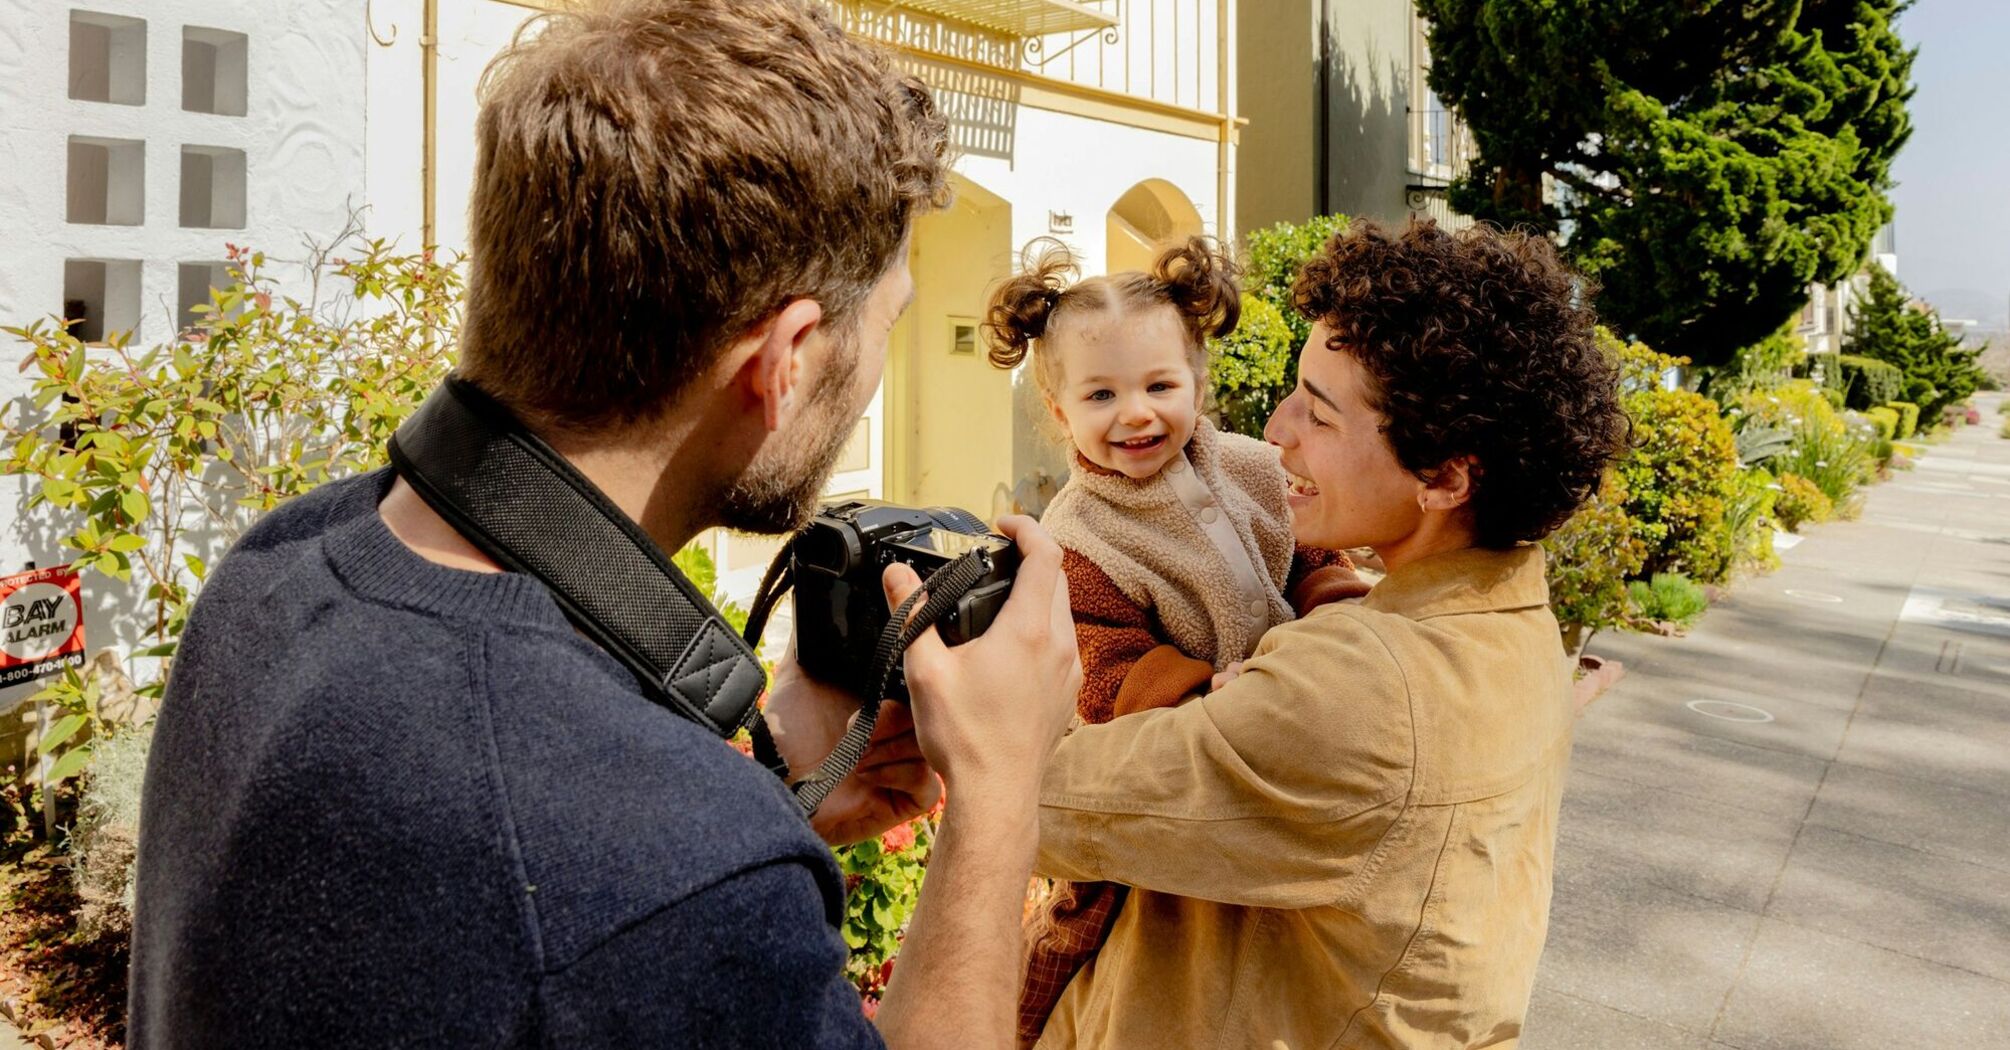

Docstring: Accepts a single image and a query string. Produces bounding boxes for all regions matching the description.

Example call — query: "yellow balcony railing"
[891,0,1116,37]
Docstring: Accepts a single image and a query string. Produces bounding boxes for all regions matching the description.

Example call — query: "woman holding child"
[1013,217,1627,1048]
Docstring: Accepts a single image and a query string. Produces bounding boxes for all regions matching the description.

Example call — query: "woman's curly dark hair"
[1292,218,1627,549]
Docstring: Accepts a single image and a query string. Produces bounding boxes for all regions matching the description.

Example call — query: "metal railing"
[836,0,1228,117]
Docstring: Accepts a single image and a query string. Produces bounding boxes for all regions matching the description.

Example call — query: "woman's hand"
[1210,661,1246,692]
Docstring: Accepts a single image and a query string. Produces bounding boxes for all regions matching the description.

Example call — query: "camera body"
[793,500,1017,702]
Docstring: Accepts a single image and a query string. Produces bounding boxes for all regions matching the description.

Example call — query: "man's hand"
[873,516,1080,1050]
[763,649,942,847]
[882,515,1080,802]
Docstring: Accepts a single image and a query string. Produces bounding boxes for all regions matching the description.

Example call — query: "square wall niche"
[177,262,233,334]
[182,26,248,116]
[62,259,143,344]
[69,11,146,105]
[67,136,145,225]
[180,146,247,228]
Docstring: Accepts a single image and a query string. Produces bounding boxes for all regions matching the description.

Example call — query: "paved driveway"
[1526,393,2010,1050]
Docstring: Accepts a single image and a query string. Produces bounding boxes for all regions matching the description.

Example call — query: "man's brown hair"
[459,0,951,428]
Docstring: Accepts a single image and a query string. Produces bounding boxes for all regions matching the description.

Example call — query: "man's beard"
[715,332,863,535]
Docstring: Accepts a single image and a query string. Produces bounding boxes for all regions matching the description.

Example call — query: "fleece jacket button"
[1199,507,1219,524]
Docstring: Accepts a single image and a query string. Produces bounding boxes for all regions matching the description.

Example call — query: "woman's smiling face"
[1048,304,1204,479]
[1264,324,1429,551]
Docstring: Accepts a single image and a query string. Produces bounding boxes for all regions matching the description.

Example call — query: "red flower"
[880,820,917,854]
[860,996,879,1020]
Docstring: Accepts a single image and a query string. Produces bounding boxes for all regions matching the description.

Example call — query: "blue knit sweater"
[129,470,880,1048]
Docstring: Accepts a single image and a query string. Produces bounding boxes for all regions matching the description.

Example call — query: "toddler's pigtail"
[1154,236,1242,343]
[984,238,1078,370]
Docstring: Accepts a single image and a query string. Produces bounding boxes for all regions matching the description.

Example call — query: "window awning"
[891,0,1117,37]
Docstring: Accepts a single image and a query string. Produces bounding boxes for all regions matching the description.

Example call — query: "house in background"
[1237,0,1470,237]
[1802,223,1900,366]
[0,0,368,696]
[1,0,1240,649]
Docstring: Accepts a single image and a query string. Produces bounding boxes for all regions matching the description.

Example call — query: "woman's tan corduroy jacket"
[1033,544,1574,1050]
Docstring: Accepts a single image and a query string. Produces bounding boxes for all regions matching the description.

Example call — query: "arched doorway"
[1106,178,1206,273]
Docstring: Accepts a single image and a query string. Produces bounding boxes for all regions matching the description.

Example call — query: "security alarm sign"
[1,565,87,688]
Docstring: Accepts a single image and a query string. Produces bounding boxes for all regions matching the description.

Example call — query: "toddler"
[984,237,1354,1045]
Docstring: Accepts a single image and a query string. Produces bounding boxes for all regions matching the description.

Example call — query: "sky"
[1890,0,2010,329]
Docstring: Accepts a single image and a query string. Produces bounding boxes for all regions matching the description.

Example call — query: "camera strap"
[753,549,997,814]
[388,378,768,741]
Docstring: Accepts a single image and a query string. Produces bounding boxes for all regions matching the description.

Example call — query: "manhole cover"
[1687,699,1776,723]
[1784,589,1845,604]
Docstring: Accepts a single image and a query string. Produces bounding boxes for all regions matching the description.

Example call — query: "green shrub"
[1209,293,1297,438]
[1864,406,1899,441]
[1613,341,1741,584]
[2001,417,2010,439]
[1836,354,1904,409]
[1721,468,1780,575]
[1889,400,1921,438]
[1242,214,1348,350]
[1773,473,1834,532]
[1846,265,1987,426]
[1542,471,1649,655]
[1626,572,1710,629]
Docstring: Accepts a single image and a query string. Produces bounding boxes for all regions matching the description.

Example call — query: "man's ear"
[744,298,826,432]
[1418,454,1480,512]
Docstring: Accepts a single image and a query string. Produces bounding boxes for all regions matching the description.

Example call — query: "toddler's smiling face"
[1047,305,1204,479]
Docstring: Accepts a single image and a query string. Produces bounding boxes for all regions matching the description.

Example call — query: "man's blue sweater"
[129,470,881,1048]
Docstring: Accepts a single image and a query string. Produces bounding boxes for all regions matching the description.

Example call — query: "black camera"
[792,500,1017,702]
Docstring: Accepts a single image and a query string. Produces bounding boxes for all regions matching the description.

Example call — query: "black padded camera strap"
[387,379,768,740]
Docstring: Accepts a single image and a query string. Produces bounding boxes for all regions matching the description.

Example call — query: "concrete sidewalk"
[1524,393,2010,1050]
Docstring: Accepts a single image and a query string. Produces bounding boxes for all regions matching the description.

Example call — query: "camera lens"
[923,507,989,537]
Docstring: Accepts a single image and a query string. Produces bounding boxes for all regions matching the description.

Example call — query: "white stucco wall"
[0,0,366,700]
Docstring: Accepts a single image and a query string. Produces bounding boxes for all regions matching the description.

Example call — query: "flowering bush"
[1772,473,1833,532]
[1736,381,1876,510]
[835,816,935,1002]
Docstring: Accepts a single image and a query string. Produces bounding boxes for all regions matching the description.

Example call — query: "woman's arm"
[1034,609,1415,909]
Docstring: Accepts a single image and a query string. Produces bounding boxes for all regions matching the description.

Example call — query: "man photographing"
[127,1,1081,1046]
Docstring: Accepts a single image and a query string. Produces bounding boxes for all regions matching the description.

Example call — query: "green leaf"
[45,745,94,785]
[184,553,208,580]
[109,532,149,552]
[39,713,87,753]
[121,487,151,523]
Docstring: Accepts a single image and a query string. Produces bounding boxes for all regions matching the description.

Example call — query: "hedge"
[1837,354,1904,409]
[1887,400,1920,439]
[1865,406,1899,442]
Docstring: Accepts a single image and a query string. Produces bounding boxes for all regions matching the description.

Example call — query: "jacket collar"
[1359,544,1551,620]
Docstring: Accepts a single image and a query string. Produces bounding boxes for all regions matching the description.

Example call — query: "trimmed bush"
[1773,473,1833,532]
[1836,354,1904,409]
[1889,400,1920,439]
[1864,406,1899,441]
